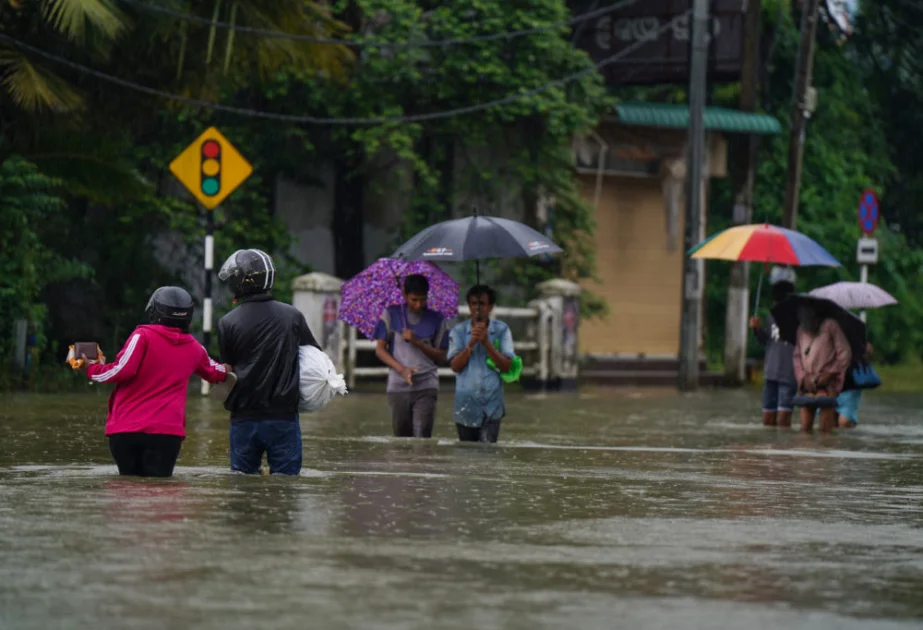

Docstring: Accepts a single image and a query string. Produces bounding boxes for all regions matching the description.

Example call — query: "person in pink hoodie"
[78,287,230,477]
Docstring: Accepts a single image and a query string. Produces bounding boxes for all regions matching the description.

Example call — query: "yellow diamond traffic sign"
[169,127,253,210]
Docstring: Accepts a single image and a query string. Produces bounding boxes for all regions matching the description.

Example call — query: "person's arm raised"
[449,324,480,373]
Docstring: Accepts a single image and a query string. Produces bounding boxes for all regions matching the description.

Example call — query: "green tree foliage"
[0,0,351,114]
[244,0,609,303]
[0,156,91,361]
[855,0,923,248]
[3,0,923,390]
[705,3,923,364]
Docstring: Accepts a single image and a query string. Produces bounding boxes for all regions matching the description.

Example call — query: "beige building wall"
[579,175,687,356]
[576,126,725,358]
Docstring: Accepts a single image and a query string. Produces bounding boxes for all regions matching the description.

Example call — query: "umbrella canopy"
[809,281,898,310]
[338,259,459,340]
[690,224,841,267]
[771,294,867,360]
[391,215,562,263]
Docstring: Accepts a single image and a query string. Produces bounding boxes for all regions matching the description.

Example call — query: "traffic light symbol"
[169,127,251,209]
[201,140,221,197]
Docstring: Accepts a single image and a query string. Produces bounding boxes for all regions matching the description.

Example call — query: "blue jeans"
[229,419,302,475]
[762,379,796,413]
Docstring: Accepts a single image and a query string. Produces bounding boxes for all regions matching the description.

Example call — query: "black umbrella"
[390,211,563,283]
[771,294,867,360]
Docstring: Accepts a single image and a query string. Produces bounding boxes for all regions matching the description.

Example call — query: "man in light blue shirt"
[447,285,515,443]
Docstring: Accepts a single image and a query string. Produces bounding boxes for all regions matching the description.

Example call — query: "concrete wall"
[277,168,336,274]
[276,142,528,279]
[363,151,414,264]
[452,141,525,221]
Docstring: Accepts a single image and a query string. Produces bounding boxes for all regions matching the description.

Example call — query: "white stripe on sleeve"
[201,345,227,372]
[91,334,141,383]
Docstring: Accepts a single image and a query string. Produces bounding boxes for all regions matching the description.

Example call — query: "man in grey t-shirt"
[373,275,449,438]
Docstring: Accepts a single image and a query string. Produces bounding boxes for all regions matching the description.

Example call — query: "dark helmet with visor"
[146,286,194,331]
[218,249,276,298]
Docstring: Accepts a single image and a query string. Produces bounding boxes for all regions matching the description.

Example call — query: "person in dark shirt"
[217,249,320,475]
[749,266,797,428]
[373,274,449,439]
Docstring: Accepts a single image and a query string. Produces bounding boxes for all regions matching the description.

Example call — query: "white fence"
[291,273,580,390]
[345,303,554,388]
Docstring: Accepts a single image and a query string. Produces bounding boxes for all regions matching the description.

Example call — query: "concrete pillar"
[12,319,27,370]
[292,272,344,372]
[537,279,581,390]
[659,157,686,253]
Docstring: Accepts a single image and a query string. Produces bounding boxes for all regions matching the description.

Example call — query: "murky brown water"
[1,387,923,629]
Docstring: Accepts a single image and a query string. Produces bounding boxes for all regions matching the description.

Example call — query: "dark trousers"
[229,419,303,475]
[108,433,183,477]
[456,418,501,443]
[388,389,438,438]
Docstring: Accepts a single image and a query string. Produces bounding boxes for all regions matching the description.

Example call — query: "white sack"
[298,345,348,412]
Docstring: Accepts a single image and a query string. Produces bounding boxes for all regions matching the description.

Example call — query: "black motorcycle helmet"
[218,248,276,298]
[145,286,194,331]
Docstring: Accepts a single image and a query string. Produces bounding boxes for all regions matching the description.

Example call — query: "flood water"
[2,388,923,629]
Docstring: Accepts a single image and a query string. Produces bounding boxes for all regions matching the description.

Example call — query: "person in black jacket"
[748,266,797,428]
[217,249,320,475]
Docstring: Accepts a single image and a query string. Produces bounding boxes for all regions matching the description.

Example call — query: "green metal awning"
[614,102,782,135]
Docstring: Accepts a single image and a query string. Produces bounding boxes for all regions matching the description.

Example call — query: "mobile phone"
[74,342,99,359]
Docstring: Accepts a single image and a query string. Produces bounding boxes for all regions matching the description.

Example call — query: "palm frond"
[0,50,83,112]
[27,152,153,202]
[223,2,239,76]
[205,0,224,65]
[232,1,354,78]
[41,0,129,42]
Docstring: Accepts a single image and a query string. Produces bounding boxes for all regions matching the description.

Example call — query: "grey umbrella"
[809,281,898,310]
[390,213,562,283]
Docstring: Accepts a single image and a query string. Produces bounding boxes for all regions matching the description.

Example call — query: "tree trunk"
[332,155,365,280]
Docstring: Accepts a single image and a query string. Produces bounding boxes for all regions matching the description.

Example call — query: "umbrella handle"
[752,267,764,319]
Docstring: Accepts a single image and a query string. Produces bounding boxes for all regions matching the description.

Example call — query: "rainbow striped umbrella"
[690,223,840,317]
[689,224,841,267]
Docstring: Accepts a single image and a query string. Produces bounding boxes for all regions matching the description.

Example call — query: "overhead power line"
[113,0,638,47]
[0,13,686,125]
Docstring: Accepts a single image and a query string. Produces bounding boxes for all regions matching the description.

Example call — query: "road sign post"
[169,127,253,394]
[856,189,880,324]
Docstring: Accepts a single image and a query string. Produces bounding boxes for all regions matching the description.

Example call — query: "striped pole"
[201,208,215,396]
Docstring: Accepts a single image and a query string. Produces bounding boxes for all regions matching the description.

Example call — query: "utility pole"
[782,0,821,229]
[678,0,709,392]
[723,0,763,385]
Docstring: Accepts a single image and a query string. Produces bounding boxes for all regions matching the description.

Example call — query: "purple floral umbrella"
[338,258,459,339]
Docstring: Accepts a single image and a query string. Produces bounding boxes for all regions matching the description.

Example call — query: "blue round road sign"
[858,189,879,235]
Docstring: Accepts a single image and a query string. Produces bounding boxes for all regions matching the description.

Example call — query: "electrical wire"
[0,13,686,125]
[113,0,637,47]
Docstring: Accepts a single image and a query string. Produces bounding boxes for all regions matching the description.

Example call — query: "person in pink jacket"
[792,301,852,433]
[78,287,230,477]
